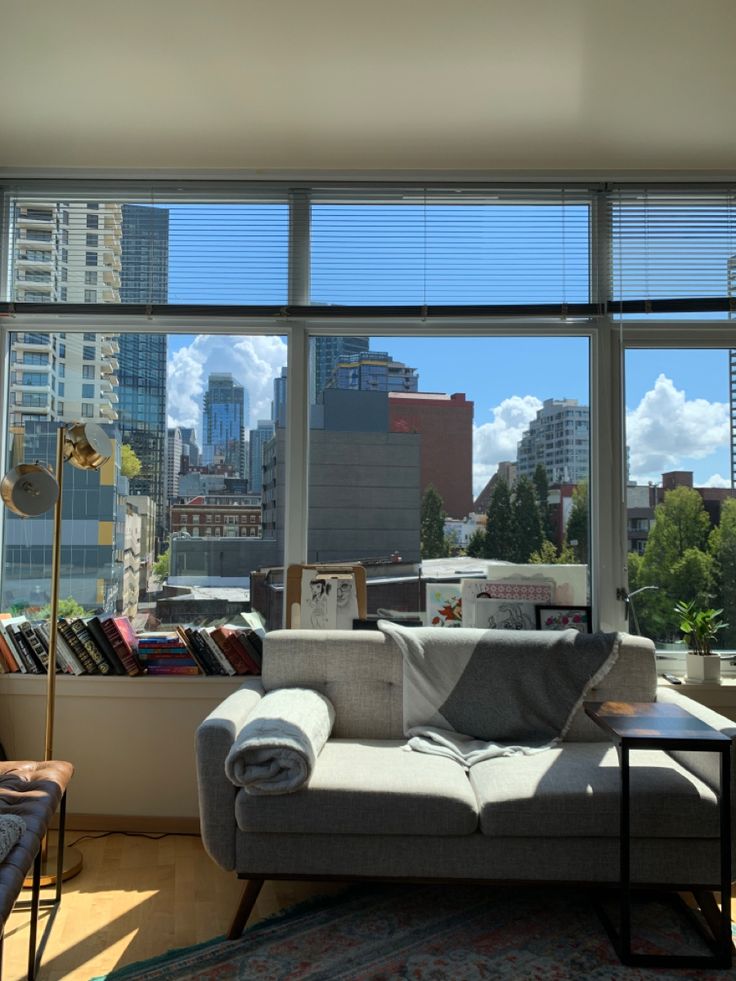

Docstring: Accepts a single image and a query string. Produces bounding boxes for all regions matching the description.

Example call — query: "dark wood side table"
[584,700,733,969]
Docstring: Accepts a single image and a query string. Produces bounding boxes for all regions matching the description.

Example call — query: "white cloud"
[626,374,729,484]
[702,473,731,488]
[472,395,542,497]
[167,334,288,433]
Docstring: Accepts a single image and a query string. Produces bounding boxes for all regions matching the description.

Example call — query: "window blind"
[309,187,591,309]
[610,187,736,317]
[4,181,290,306]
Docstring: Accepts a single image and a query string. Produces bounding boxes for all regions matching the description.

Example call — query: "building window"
[83,346,95,361]
[84,290,97,302]
[85,252,98,267]
[86,234,98,247]
[85,272,97,286]
[82,365,95,379]
[81,404,94,417]
[58,382,65,397]
[82,383,95,398]
[86,213,99,228]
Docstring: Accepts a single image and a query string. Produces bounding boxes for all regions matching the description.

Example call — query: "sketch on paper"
[300,571,338,629]
[474,598,537,630]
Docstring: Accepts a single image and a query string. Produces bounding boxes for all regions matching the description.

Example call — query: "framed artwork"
[474,597,537,630]
[426,583,463,627]
[536,605,592,633]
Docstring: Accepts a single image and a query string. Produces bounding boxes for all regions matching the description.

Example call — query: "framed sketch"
[536,605,591,633]
[474,597,537,630]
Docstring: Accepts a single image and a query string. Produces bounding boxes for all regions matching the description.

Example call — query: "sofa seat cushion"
[235,739,478,836]
[470,743,719,838]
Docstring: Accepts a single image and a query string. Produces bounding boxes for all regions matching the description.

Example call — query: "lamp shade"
[63,422,112,471]
[0,463,59,517]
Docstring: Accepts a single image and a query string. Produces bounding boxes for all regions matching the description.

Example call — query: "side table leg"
[719,746,732,967]
[619,744,631,961]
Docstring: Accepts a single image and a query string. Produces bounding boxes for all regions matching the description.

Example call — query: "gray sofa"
[196,628,736,937]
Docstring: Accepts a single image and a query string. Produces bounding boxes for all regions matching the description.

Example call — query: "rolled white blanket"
[225,687,335,795]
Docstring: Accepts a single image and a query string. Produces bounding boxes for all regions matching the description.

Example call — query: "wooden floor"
[2,831,343,981]
[3,831,735,980]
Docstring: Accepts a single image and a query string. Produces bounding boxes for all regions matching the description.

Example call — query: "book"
[85,616,127,676]
[239,629,263,671]
[101,616,142,676]
[69,618,113,674]
[145,665,201,676]
[211,626,256,675]
[221,627,262,674]
[7,620,42,673]
[20,620,50,672]
[59,619,98,674]
[36,621,84,675]
[184,627,223,676]
[174,626,209,675]
[199,627,237,676]
[0,615,20,673]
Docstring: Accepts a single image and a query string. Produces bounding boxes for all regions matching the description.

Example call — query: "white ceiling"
[2,0,736,176]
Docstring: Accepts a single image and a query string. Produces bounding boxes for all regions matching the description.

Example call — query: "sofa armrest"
[657,686,736,872]
[195,678,264,871]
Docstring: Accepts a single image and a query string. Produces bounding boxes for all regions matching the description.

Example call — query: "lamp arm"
[44,427,66,763]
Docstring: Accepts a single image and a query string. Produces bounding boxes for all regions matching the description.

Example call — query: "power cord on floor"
[65,830,198,848]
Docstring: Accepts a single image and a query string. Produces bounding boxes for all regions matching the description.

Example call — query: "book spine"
[200,629,236,676]
[52,625,85,675]
[233,632,261,674]
[0,628,19,673]
[101,619,141,676]
[59,620,97,674]
[33,621,70,674]
[145,665,201,676]
[175,627,208,674]
[70,620,112,675]
[187,629,221,675]
[8,624,40,673]
[20,621,49,672]
[86,618,126,675]
[218,632,252,675]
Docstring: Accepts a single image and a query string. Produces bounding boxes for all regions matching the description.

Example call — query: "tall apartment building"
[312,336,370,401]
[117,203,169,548]
[202,373,247,476]
[516,398,590,485]
[248,419,275,494]
[328,350,418,393]
[273,367,288,428]
[167,427,183,503]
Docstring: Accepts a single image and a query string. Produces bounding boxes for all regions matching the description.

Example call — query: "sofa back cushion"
[262,629,656,741]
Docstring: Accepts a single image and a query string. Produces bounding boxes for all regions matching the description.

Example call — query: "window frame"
[3,178,731,632]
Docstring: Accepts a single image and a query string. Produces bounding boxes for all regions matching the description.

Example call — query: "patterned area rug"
[93,883,734,980]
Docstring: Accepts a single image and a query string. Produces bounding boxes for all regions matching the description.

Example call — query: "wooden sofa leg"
[227,878,265,940]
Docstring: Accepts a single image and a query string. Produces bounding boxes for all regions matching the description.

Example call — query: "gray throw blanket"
[0,813,26,861]
[379,623,619,768]
[225,687,335,795]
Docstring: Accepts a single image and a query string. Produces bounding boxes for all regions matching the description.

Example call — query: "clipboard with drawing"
[286,563,367,629]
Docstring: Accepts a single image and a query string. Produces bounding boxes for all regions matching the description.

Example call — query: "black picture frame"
[535,605,592,632]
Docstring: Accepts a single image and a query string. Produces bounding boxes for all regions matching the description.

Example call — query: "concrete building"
[273,367,288,428]
[263,389,421,563]
[122,502,142,618]
[473,462,518,513]
[517,398,589,485]
[389,392,473,519]
[202,373,247,476]
[329,350,418,393]
[166,427,183,504]
[127,494,157,596]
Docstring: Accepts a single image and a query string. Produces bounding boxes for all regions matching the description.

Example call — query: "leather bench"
[0,761,73,981]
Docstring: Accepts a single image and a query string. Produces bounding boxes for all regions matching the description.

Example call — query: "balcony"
[104,235,122,254]
[13,334,52,349]
[101,287,119,302]
[101,338,120,356]
[102,269,121,288]
[101,357,119,373]
[100,404,119,421]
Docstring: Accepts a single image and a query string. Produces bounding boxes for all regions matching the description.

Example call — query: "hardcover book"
[85,617,127,675]
[101,616,142,676]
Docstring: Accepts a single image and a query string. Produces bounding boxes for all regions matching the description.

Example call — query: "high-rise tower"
[202,373,247,477]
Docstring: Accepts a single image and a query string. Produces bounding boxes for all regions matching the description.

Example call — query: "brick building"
[388,392,474,519]
[170,495,262,539]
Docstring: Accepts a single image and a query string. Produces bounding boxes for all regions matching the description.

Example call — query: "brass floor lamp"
[1,421,112,883]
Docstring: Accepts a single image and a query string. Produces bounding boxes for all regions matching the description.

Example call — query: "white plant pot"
[685,652,721,684]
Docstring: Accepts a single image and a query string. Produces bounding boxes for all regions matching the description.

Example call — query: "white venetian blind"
[610,187,736,316]
[5,181,290,306]
[309,186,592,308]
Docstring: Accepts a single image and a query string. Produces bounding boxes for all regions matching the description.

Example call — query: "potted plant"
[673,600,728,684]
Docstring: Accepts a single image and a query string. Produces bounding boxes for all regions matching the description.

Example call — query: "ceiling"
[2,0,736,176]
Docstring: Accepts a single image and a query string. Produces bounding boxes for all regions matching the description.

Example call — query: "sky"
[166,333,733,498]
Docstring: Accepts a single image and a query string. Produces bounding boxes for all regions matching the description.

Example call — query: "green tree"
[532,464,554,542]
[121,443,142,479]
[529,539,559,564]
[465,528,486,558]
[420,485,447,559]
[512,475,544,562]
[708,497,736,646]
[37,596,90,620]
[154,548,170,581]
[565,481,588,563]
[632,486,714,641]
[483,478,515,560]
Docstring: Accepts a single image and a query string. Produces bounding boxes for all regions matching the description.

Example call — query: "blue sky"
[163,201,734,495]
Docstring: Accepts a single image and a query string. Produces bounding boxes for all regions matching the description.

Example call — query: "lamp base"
[23,845,83,888]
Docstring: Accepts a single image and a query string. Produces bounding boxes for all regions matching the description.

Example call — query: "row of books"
[0,613,264,677]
